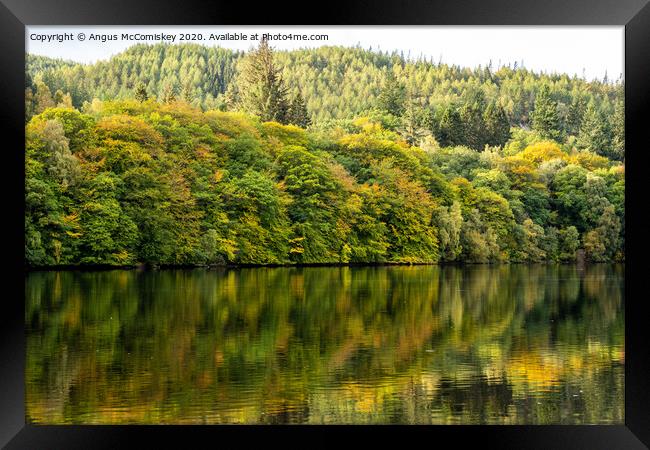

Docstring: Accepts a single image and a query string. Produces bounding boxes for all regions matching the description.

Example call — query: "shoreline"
[24,259,623,272]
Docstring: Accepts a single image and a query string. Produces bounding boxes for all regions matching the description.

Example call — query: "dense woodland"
[25,41,624,267]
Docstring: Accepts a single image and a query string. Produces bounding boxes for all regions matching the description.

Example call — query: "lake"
[25,264,624,424]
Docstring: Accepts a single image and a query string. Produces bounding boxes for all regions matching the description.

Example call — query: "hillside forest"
[25,40,625,267]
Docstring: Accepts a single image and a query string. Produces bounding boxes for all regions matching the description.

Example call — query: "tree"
[531,84,561,141]
[458,89,488,150]
[577,102,613,158]
[610,96,625,161]
[398,91,430,145]
[134,82,149,103]
[161,82,177,103]
[565,94,586,136]
[436,104,463,147]
[287,92,311,128]
[377,71,405,116]
[34,79,55,114]
[559,226,579,261]
[182,79,194,103]
[583,204,620,262]
[235,38,289,123]
[483,101,511,147]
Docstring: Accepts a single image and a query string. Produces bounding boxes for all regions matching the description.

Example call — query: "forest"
[25,40,625,267]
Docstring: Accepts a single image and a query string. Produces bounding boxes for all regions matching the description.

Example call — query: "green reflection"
[25,264,624,424]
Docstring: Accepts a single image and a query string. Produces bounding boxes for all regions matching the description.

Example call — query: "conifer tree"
[161,83,177,103]
[182,80,194,103]
[236,38,289,123]
[483,101,511,147]
[398,92,430,145]
[377,71,406,116]
[577,102,614,158]
[287,92,311,128]
[459,89,487,149]
[611,96,625,161]
[436,104,463,147]
[566,95,586,136]
[531,84,561,141]
[135,82,149,103]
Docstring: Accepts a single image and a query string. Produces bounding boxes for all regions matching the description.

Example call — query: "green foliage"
[531,84,561,141]
[377,71,406,116]
[24,45,624,266]
[234,39,290,123]
[26,44,622,157]
[286,92,311,128]
[134,81,149,103]
[577,102,617,160]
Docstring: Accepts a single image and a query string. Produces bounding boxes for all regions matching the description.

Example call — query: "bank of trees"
[26,43,623,159]
[25,41,624,266]
[25,102,624,266]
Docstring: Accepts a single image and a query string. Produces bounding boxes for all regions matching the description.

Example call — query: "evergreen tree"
[531,84,561,141]
[161,82,177,103]
[398,91,430,146]
[459,89,487,150]
[611,96,625,161]
[566,94,586,136]
[377,71,406,116]
[483,101,511,147]
[436,104,463,147]
[182,79,194,103]
[134,82,149,103]
[235,38,289,123]
[287,92,311,128]
[577,102,613,158]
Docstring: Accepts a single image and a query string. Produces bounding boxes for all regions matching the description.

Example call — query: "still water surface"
[26,264,624,424]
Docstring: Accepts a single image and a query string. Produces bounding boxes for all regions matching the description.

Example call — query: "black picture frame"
[2,0,649,448]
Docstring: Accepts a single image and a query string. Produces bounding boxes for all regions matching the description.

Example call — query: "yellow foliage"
[63,212,79,224]
[519,141,568,165]
[96,115,164,148]
[570,151,611,170]
[352,116,383,134]
[261,121,309,147]
[205,110,260,138]
[111,250,130,262]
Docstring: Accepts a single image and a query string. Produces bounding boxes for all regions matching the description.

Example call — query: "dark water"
[25,264,624,424]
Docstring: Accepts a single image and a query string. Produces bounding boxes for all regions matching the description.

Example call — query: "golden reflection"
[26,264,624,424]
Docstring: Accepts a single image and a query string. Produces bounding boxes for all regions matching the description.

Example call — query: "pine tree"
[565,95,586,137]
[235,38,289,123]
[182,79,194,103]
[611,96,625,161]
[398,92,429,146]
[287,92,311,128]
[436,104,463,147]
[161,83,177,103]
[577,102,614,158]
[377,71,405,116]
[459,89,487,149]
[531,84,561,141]
[135,82,149,102]
[483,101,511,147]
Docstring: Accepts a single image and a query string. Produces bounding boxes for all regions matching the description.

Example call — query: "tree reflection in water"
[25,264,624,424]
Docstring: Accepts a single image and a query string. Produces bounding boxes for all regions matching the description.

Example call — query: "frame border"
[2,0,649,447]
